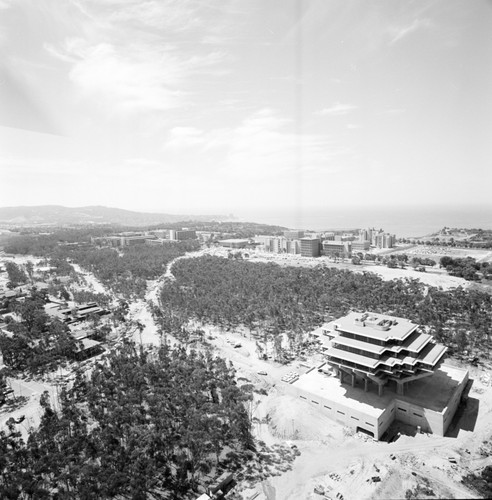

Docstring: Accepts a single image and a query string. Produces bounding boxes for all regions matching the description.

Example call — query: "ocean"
[236,205,492,238]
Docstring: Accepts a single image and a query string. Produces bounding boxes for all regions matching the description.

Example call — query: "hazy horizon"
[1,1,491,215]
[1,202,492,239]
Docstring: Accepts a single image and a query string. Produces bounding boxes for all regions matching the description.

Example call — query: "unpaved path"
[70,262,109,295]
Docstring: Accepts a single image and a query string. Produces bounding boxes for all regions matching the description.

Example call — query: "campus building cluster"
[284,311,469,440]
[91,228,197,247]
[0,259,111,363]
[249,227,396,258]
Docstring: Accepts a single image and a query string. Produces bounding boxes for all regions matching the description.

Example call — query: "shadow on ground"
[446,398,479,437]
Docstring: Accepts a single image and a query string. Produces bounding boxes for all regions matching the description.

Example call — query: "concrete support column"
[396,382,405,396]
[378,384,383,396]
[339,371,344,384]
[364,379,369,392]
[351,373,355,387]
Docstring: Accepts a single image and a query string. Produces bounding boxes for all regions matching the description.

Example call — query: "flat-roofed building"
[255,236,300,254]
[50,302,110,324]
[169,229,197,241]
[286,239,300,254]
[286,362,468,440]
[359,228,375,242]
[374,232,395,249]
[121,235,156,246]
[352,241,370,252]
[92,234,156,247]
[284,230,305,239]
[218,238,250,249]
[300,237,320,257]
[341,233,357,241]
[371,230,395,248]
[322,240,351,258]
[322,232,335,241]
[146,238,167,246]
[286,311,468,439]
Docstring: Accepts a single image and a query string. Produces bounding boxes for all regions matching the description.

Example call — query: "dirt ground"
[70,262,109,295]
[225,336,492,500]
[363,264,470,290]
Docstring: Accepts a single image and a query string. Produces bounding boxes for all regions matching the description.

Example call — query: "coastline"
[236,205,492,238]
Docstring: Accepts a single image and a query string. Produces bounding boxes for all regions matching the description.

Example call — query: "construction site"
[287,312,470,440]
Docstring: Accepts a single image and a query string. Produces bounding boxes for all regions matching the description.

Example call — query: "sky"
[0,0,491,220]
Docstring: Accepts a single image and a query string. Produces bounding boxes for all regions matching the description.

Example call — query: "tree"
[59,287,71,301]
[25,261,34,283]
[5,262,28,288]
[455,329,469,352]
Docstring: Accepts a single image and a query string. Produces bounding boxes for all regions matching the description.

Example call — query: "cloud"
[162,108,345,181]
[165,127,209,149]
[0,157,85,177]
[317,103,357,116]
[47,37,227,113]
[380,108,406,115]
[107,0,203,33]
[41,1,232,115]
[389,19,432,45]
[72,0,205,34]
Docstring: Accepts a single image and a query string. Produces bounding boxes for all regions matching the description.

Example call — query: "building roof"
[398,332,433,353]
[218,239,250,244]
[333,311,418,342]
[77,338,101,351]
[331,335,386,355]
[291,363,468,415]
[322,241,345,246]
[328,347,379,369]
[419,342,448,367]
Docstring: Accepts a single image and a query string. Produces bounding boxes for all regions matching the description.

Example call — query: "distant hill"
[0,205,232,227]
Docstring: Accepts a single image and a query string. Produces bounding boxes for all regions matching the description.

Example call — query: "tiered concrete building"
[324,312,447,396]
[285,312,469,439]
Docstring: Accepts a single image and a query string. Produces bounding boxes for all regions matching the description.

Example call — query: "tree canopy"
[0,343,254,499]
[159,255,492,356]
[0,289,79,374]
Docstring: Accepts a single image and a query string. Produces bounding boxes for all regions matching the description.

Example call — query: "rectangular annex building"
[286,312,469,439]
